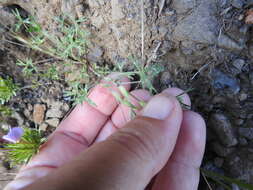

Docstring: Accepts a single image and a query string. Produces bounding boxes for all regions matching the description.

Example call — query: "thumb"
[23,94,183,190]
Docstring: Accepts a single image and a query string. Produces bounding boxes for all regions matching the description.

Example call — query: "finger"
[94,90,150,143]
[57,73,131,144]
[22,94,183,190]
[4,74,130,190]
[94,120,117,143]
[27,73,130,167]
[152,111,206,190]
[95,87,189,143]
[163,87,191,108]
[111,89,151,128]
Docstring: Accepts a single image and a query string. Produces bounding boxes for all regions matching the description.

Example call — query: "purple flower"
[2,127,24,143]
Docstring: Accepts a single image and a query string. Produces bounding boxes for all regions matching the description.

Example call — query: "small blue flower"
[2,127,24,143]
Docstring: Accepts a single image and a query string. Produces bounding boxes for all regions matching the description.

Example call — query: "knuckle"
[110,119,158,163]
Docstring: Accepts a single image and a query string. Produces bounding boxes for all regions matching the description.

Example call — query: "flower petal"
[2,127,24,143]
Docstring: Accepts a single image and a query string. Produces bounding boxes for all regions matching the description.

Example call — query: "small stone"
[88,0,104,8]
[211,142,235,157]
[87,46,104,62]
[90,15,104,28]
[12,112,24,126]
[211,69,240,94]
[214,157,224,168]
[46,101,64,118]
[238,137,248,146]
[160,72,172,86]
[39,123,48,131]
[46,118,59,127]
[62,103,70,112]
[238,93,248,101]
[111,0,125,20]
[33,104,46,124]
[27,104,33,111]
[238,128,253,140]
[231,0,244,9]
[24,109,31,120]
[209,113,238,147]
[232,59,245,72]
[75,4,84,18]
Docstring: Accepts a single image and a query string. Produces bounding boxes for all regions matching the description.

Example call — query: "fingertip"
[182,111,206,155]
[162,88,191,108]
[112,89,151,128]
[88,72,131,116]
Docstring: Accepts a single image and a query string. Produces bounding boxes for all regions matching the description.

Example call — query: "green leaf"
[3,128,45,165]
[0,77,18,104]
[201,169,253,190]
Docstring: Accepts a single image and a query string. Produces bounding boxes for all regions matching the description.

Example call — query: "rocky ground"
[1,0,253,189]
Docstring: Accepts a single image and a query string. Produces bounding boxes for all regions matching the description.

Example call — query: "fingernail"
[142,95,175,120]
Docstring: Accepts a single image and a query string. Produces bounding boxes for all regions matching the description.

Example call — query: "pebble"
[12,112,24,126]
[238,137,248,146]
[231,0,244,9]
[62,103,70,112]
[87,46,104,63]
[46,101,64,118]
[211,142,235,157]
[211,69,240,94]
[238,128,253,140]
[46,118,59,127]
[160,72,172,86]
[209,113,238,147]
[33,104,46,124]
[111,0,125,20]
[39,123,48,131]
[238,93,248,101]
[232,58,245,72]
[24,109,31,120]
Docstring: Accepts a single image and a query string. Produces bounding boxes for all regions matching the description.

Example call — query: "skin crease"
[4,74,206,190]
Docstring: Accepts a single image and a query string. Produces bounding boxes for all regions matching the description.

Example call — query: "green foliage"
[201,169,253,190]
[0,105,12,117]
[0,105,13,123]
[64,81,94,106]
[16,59,38,77]
[41,65,60,80]
[132,60,164,93]
[48,16,89,60]
[12,10,88,62]
[12,10,93,105]
[113,58,164,93]
[0,77,18,104]
[3,128,45,165]
[13,9,42,33]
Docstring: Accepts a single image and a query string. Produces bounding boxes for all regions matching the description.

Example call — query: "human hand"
[5,74,206,190]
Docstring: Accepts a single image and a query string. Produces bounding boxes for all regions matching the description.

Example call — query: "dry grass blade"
[158,0,166,16]
[202,171,214,190]
[141,0,145,62]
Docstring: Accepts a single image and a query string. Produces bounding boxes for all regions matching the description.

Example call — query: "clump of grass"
[3,128,45,165]
[0,76,18,104]
[11,10,103,105]
[201,169,253,190]
[0,105,12,117]
[12,10,89,61]
[17,58,38,77]
[0,105,13,123]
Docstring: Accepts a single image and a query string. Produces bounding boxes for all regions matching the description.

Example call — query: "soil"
[1,0,253,189]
